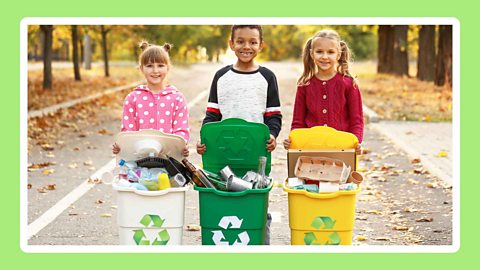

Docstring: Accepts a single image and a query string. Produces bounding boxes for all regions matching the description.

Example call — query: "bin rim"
[193,182,272,196]
[282,179,359,199]
[113,183,189,196]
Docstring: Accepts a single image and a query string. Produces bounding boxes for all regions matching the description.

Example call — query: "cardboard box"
[287,149,356,178]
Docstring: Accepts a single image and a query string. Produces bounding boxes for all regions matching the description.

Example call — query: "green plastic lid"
[201,118,271,177]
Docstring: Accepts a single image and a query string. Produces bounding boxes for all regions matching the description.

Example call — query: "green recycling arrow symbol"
[304,216,340,245]
[311,216,336,229]
[304,232,340,245]
[133,214,170,245]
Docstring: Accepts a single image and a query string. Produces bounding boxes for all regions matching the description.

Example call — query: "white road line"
[27,89,209,240]
[27,158,116,239]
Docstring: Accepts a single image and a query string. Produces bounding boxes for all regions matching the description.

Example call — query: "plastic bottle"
[158,173,171,190]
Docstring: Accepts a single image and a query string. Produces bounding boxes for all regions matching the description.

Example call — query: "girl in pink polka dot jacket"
[112,41,190,157]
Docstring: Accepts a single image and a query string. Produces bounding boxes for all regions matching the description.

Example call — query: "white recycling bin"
[112,130,188,245]
[114,184,188,245]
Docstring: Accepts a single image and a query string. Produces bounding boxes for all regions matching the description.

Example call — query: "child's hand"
[183,144,189,157]
[283,138,291,150]
[355,144,362,155]
[266,134,277,152]
[112,143,121,155]
[196,141,206,155]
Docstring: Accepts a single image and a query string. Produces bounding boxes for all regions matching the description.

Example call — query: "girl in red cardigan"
[283,29,364,153]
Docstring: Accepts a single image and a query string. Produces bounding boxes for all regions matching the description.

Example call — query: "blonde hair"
[298,30,355,86]
[138,40,172,67]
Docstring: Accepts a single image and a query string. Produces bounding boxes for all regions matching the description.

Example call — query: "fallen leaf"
[437,151,448,157]
[84,160,93,166]
[410,158,421,164]
[88,178,103,184]
[365,210,382,215]
[186,224,201,231]
[404,207,419,213]
[98,128,112,135]
[42,169,54,175]
[393,225,410,231]
[407,178,419,185]
[95,199,105,204]
[426,182,438,188]
[100,213,112,218]
[355,235,368,241]
[37,187,47,193]
[374,237,391,241]
[40,144,54,151]
[28,162,56,170]
[416,217,433,222]
[27,183,32,189]
[73,147,80,151]
[68,163,78,169]
[46,184,56,190]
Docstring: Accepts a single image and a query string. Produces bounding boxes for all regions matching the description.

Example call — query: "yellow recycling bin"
[283,126,360,245]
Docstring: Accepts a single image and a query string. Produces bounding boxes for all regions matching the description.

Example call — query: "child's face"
[140,61,169,87]
[310,37,341,74]
[229,27,264,65]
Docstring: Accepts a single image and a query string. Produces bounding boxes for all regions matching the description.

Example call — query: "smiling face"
[229,27,264,68]
[140,61,169,90]
[310,37,341,75]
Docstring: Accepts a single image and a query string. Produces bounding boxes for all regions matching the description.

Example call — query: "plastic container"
[113,130,188,245]
[195,118,272,245]
[284,126,360,245]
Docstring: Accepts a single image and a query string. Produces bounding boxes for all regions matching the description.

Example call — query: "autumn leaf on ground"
[404,207,419,213]
[88,178,103,184]
[40,144,54,151]
[393,225,410,231]
[42,169,55,175]
[37,187,47,193]
[374,237,391,241]
[95,199,105,204]
[27,183,32,189]
[100,213,112,218]
[28,162,56,171]
[426,182,438,188]
[355,235,368,241]
[84,160,93,166]
[437,151,448,157]
[68,163,78,169]
[365,210,382,215]
[46,184,56,190]
[407,178,419,185]
[98,128,112,135]
[186,224,201,231]
[416,217,433,222]
[410,158,421,164]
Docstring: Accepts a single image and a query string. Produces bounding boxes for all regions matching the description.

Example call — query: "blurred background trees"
[28,24,452,89]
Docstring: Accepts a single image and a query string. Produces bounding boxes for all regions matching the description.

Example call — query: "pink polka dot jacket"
[121,84,190,142]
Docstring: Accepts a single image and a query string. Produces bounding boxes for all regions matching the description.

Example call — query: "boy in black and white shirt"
[197,25,282,154]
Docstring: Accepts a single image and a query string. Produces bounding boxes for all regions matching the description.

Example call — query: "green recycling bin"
[194,118,272,245]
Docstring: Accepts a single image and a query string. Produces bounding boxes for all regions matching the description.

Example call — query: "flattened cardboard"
[287,149,356,178]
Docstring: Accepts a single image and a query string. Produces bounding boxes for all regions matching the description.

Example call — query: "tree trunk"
[392,25,409,76]
[71,25,81,81]
[83,34,92,70]
[417,25,436,81]
[435,25,453,87]
[100,26,110,77]
[377,25,395,74]
[40,25,53,90]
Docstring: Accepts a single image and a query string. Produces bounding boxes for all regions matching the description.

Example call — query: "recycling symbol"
[304,216,341,245]
[133,214,170,245]
[211,216,250,245]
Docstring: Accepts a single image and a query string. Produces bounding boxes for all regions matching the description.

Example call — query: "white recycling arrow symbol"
[212,216,250,245]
